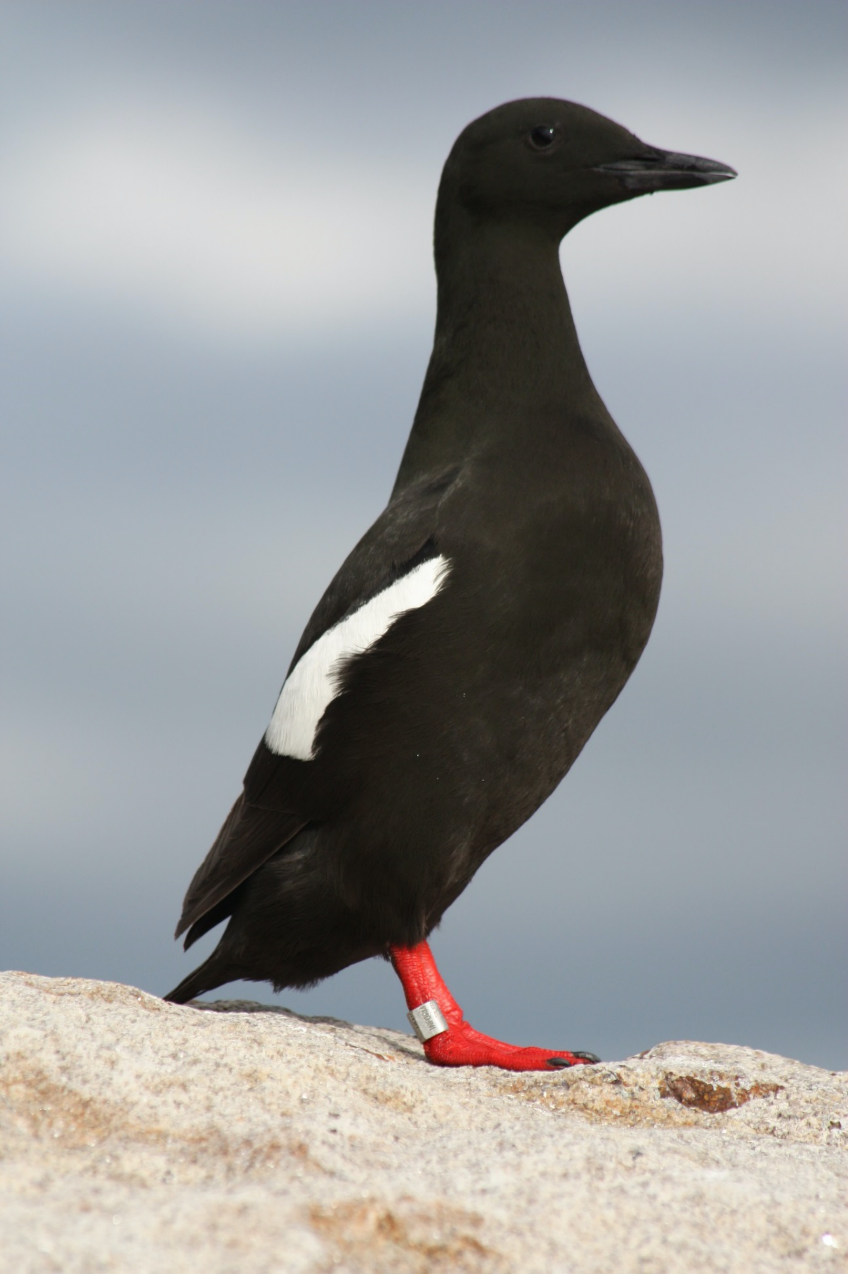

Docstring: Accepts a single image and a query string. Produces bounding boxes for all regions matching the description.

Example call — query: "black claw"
[546,1050,601,1069]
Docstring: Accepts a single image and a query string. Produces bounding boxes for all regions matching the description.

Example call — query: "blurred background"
[1,1,845,1068]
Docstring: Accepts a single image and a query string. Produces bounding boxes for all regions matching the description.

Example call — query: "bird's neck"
[392,215,603,497]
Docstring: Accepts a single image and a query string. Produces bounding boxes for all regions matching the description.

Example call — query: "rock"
[0,972,845,1273]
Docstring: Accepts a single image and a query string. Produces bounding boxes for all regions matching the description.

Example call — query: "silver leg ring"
[407,999,449,1043]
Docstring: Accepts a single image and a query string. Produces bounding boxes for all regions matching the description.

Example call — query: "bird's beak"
[594,148,737,192]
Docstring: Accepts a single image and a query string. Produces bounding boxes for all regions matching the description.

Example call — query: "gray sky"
[1,1,845,1068]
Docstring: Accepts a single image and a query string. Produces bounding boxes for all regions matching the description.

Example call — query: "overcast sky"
[1,1,845,1069]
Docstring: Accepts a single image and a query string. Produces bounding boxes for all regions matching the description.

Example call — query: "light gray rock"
[0,971,845,1273]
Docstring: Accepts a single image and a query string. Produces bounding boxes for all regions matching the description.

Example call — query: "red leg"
[389,940,599,1071]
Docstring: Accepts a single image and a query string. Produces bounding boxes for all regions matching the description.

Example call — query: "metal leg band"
[407,999,449,1043]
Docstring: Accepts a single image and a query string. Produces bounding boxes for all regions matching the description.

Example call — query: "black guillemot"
[165,98,735,1070]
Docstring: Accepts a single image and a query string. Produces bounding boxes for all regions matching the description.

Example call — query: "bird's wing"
[242,463,461,808]
[289,463,461,673]
[175,793,305,942]
[175,465,461,942]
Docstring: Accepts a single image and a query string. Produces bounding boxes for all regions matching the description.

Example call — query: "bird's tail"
[163,950,240,1005]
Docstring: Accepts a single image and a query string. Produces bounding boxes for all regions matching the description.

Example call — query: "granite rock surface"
[0,971,845,1272]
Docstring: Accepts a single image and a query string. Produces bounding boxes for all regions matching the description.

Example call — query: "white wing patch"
[265,554,451,760]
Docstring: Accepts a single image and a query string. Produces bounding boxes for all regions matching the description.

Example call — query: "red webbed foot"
[389,941,600,1072]
[423,1018,599,1070]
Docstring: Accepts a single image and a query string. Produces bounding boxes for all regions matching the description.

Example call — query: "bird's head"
[437,97,736,243]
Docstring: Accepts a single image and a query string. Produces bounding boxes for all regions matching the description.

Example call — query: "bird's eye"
[529,125,557,149]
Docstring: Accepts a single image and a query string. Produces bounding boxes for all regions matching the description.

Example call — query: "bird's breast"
[442,423,663,670]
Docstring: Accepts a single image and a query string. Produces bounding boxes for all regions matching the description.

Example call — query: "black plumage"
[166,98,734,1011]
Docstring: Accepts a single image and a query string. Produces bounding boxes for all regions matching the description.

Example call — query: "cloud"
[0,105,434,340]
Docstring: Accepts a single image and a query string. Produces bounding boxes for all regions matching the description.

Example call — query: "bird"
[165,98,735,1070]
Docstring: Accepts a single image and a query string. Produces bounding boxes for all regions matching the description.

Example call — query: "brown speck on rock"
[659,1074,783,1113]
